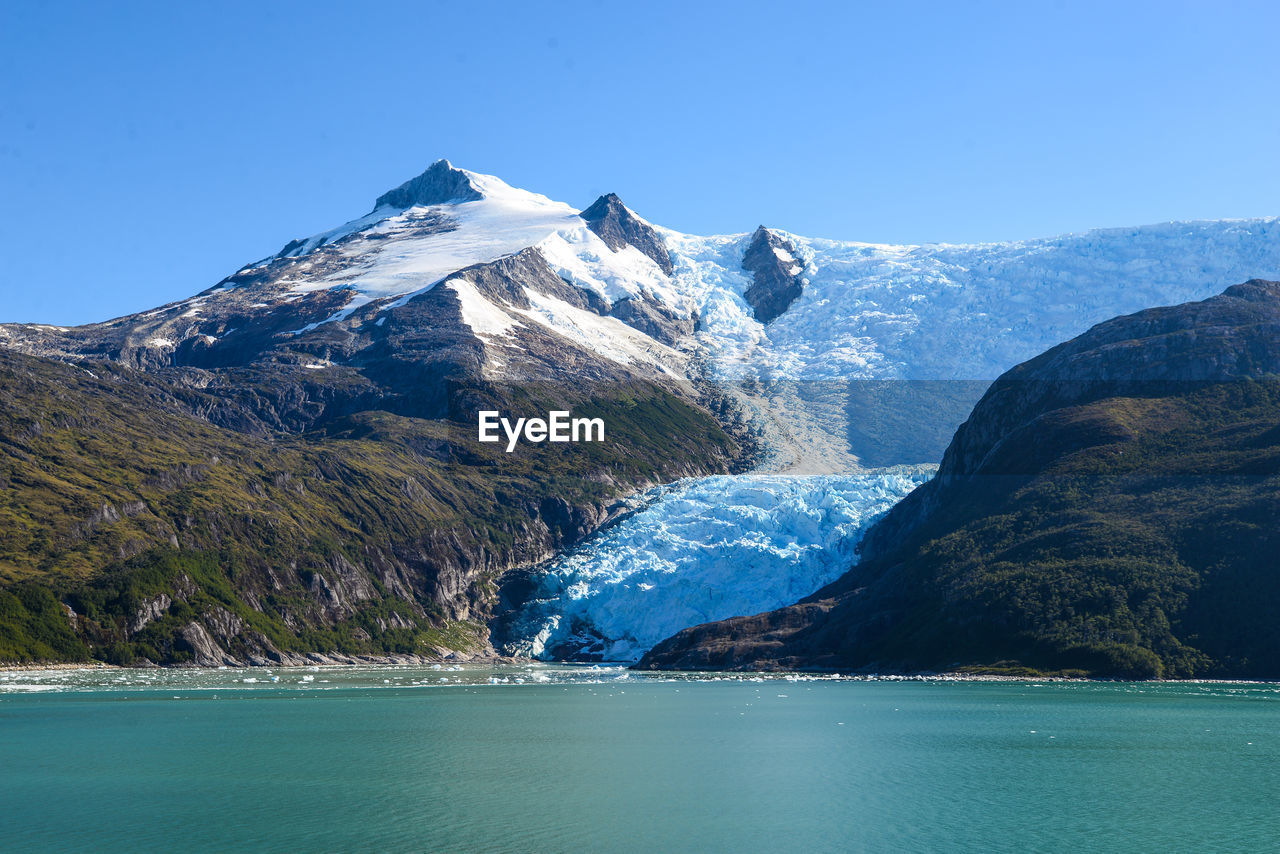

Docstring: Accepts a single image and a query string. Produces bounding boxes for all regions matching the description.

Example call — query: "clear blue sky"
[3,0,1278,325]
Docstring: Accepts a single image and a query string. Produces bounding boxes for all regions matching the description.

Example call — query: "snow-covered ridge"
[659,218,1280,384]
[277,168,590,299]
[228,161,1280,391]
[446,274,684,376]
[231,162,686,351]
[202,161,1280,472]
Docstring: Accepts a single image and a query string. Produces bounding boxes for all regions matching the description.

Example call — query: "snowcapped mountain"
[0,161,691,395]
[8,158,1277,465]
[3,159,1279,665]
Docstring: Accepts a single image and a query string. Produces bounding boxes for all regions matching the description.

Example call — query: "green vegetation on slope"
[0,350,743,664]
[863,380,1280,678]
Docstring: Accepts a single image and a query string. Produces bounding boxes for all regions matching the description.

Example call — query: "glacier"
[660,219,1280,384]
[498,468,934,662]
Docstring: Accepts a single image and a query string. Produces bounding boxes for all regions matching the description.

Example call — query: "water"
[2,666,1276,853]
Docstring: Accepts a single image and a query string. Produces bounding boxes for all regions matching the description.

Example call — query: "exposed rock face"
[129,594,172,635]
[202,605,244,646]
[374,159,483,209]
[580,193,675,275]
[741,226,804,324]
[173,614,310,667]
[639,281,1280,679]
[177,622,238,667]
[608,296,697,346]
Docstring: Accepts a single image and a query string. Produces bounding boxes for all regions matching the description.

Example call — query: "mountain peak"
[373,159,484,210]
[580,193,674,275]
[581,193,626,217]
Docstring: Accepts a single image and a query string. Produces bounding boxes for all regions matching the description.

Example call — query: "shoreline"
[2,658,1276,685]
[0,651,525,673]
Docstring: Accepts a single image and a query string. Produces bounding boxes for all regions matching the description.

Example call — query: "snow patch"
[513,287,679,370]
[536,227,689,314]
[448,278,523,339]
[286,170,585,301]
[286,291,375,335]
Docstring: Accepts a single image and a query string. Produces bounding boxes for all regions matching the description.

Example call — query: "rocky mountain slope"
[639,281,1280,678]
[0,346,741,665]
[3,158,1280,667]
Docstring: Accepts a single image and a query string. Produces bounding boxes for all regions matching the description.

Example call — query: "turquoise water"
[1,666,1276,853]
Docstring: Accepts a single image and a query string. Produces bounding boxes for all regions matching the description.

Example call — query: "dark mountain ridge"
[580,192,675,276]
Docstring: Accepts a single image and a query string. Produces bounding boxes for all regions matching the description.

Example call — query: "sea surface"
[1,665,1275,853]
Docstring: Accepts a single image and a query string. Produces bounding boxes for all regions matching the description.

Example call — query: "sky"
[2,0,1279,325]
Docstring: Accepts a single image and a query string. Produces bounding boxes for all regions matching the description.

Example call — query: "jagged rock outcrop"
[374,158,483,209]
[580,193,675,275]
[128,594,172,635]
[607,296,696,346]
[741,226,804,323]
[177,621,239,667]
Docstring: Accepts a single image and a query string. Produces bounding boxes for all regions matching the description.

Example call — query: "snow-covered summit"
[236,161,1280,391]
[251,161,684,320]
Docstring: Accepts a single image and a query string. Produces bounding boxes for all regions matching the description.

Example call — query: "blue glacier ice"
[501,468,933,662]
